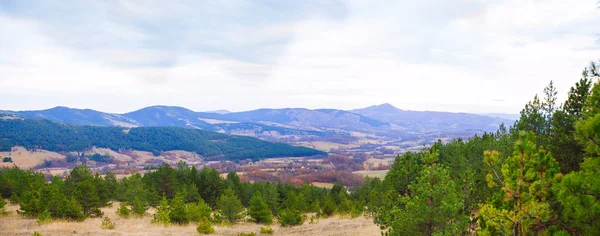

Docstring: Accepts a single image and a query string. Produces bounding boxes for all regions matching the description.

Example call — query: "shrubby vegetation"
[237,232,256,236]
[116,202,131,218]
[278,209,304,227]
[0,198,7,216]
[100,217,116,230]
[259,226,274,234]
[196,220,215,234]
[0,163,363,230]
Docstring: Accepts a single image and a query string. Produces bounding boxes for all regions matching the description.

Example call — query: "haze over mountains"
[1,104,514,151]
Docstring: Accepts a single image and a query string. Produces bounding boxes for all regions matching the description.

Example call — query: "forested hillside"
[0,119,325,160]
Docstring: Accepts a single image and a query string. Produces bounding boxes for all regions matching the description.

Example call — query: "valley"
[1,103,514,162]
[0,104,512,190]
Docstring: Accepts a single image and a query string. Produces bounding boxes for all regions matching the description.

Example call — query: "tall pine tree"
[388,149,467,235]
[480,132,560,235]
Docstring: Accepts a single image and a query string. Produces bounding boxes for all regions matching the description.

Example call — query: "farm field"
[352,170,388,179]
[311,182,335,189]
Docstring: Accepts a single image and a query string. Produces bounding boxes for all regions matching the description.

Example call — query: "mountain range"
[1,104,515,150]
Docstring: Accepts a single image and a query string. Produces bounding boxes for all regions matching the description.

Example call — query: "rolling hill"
[351,103,511,133]
[0,118,325,161]
[1,104,514,150]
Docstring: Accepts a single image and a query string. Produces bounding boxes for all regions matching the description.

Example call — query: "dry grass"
[353,170,388,179]
[0,147,65,169]
[363,158,394,170]
[311,182,334,189]
[0,202,380,236]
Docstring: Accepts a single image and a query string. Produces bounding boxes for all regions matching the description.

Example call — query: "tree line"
[0,161,363,228]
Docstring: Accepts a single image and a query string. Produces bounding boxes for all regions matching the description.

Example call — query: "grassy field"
[311,182,335,189]
[352,170,388,179]
[0,202,380,236]
[0,146,66,169]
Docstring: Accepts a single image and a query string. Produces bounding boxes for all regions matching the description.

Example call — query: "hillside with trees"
[0,119,325,161]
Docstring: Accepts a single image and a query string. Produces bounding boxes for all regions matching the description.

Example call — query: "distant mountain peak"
[131,105,196,113]
[49,106,72,110]
[361,103,403,112]
[377,103,398,109]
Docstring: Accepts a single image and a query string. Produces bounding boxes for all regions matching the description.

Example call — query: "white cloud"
[0,0,598,114]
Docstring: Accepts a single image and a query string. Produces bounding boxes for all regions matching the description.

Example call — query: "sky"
[0,0,599,114]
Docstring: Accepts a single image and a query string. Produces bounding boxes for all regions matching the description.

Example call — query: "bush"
[116,202,131,218]
[238,232,256,236]
[131,196,147,217]
[63,197,86,221]
[89,208,104,218]
[9,193,20,204]
[196,220,215,234]
[37,210,52,225]
[321,197,337,217]
[210,212,224,224]
[0,199,8,216]
[152,196,171,225]
[101,217,115,230]
[18,191,43,217]
[259,226,275,234]
[279,209,304,227]
[33,232,42,236]
[309,215,318,224]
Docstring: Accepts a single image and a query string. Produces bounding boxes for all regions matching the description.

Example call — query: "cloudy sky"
[0,0,598,114]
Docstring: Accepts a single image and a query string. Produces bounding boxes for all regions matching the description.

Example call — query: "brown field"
[311,182,334,189]
[296,141,360,152]
[352,170,388,179]
[0,203,380,236]
[363,158,394,170]
[0,147,66,169]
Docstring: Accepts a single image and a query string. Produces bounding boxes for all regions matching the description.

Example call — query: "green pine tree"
[188,198,212,223]
[551,76,591,173]
[248,193,273,224]
[169,191,190,225]
[152,196,171,225]
[389,149,468,235]
[554,72,600,235]
[217,188,244,223]
[480,131,560,235]
[131,196,147,216]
